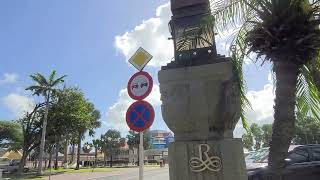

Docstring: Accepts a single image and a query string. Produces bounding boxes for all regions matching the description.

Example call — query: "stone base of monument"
[159,60,247,180]
[168,138,247,180]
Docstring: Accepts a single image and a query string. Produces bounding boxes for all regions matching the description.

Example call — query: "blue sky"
[0,0,273,139]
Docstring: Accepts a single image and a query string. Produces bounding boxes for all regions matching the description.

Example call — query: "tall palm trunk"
[268,61,300,180]
[54,136,60,170]
[104,151,107,166]
[110,155,113,168]
[75,131,82,170]
[63,137,68,165]
[71,143,75,163]
[94,148,98,167]
[37,93,50,175]
[48,146,53,169]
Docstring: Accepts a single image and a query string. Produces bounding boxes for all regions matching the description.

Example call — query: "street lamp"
[164,0,218,70]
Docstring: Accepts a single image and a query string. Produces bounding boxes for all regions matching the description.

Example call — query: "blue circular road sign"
[126,100,155,132]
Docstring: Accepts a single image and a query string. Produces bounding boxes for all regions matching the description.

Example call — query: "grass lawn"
[3,167,119,180]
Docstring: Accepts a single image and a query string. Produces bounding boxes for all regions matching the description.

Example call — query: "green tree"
[101,129,122,167]
[75,102,101,170]
[0,120,22,150]
[126,130,150,166]
[46,87,88,168]
[92,139,102,167]
[250,123,263,150]
[293,114,320,144]
[83,142,93,153]
[261,124,273,147]
[212,1,320,179]
[18,103,44,173]
[26,70,66,175]
[242,133,254,151]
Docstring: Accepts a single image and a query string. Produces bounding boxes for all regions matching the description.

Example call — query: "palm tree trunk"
[75,132,82,170]
[104,151,107,166]
[37,93,50,176]
[110,155,113,168]
[268,61,299,180]
[63,136,68,165]
[48,146,53,169]
[54,136,60,170]
[71,143,75,163]
[94,148,98,167]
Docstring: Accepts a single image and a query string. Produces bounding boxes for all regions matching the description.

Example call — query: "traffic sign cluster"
[126,48,155,132]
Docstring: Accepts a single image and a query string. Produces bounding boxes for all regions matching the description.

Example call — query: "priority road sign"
[126,100,155,132]
[127,71,153,101]
[128,47,153,71]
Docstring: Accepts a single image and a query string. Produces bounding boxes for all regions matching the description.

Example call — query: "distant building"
[146,130,174,164]
[149,130,174,149]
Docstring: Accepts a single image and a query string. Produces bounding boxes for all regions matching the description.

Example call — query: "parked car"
[245,148,269,163]
[0,159,29,173]
[247,144,320,180]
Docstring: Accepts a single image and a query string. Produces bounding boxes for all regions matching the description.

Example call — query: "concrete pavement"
[46,167,169,180]
[93,167,169,180]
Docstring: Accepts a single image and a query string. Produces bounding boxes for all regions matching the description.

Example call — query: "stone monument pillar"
[158,0,247,180]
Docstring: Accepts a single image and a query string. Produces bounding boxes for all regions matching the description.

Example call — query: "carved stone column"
[158,61,247,180]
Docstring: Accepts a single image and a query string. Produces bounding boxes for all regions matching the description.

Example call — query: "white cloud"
[115,3,173,68]
[2,93,35,117]
[105,85,161,135]
[234,74,275,137]
[114,2,234,68]
[0,73,18,85]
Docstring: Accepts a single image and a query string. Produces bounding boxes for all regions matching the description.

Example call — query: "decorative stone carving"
[159,61,241,141]
[189,144,222,173]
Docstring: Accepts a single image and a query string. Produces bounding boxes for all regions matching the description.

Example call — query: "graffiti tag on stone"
[189,144,222,173]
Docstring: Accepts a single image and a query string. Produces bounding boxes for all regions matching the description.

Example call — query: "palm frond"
[30,73,48,86]
[297,65,320,121]
[229,21,256,132]
[49,70,57,84]
[51,75,67,87]
[210,0,259,33]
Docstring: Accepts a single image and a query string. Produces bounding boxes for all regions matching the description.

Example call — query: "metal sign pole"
[139,132,144,180]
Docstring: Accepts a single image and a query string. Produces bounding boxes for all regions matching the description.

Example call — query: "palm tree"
[26,70,66,175]
[211,0,320,179]
[92,139,102,168]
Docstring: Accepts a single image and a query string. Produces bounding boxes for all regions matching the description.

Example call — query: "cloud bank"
[3,93,35,118]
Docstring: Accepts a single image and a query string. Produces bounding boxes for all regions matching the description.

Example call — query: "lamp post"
[163,0,221,70]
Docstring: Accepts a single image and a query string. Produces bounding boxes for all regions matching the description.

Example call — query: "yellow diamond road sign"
[129,47,153,71]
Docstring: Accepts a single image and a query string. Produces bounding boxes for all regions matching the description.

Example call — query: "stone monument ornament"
[189,144,222,173]
[158,0,247,180]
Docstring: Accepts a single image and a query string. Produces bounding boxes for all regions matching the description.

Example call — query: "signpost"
[126,47,154,180]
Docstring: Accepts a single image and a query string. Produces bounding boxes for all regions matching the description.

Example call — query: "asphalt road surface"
[92,167,169,180]
[45,167,169,180]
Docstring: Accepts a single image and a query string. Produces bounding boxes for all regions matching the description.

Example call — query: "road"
[92,167,169,180]
[46,167,169,180]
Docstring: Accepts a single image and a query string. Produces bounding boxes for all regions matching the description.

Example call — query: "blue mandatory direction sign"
[126,100,155,132]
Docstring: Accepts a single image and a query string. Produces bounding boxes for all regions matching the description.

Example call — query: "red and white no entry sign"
[127,71,153,100]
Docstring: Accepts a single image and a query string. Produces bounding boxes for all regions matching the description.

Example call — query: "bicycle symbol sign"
[126,100,155,132]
